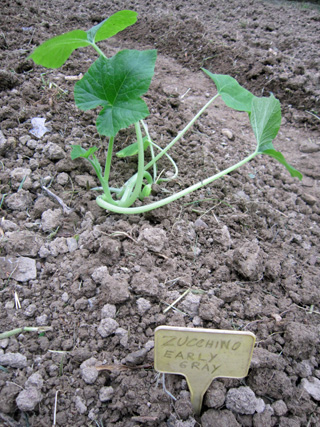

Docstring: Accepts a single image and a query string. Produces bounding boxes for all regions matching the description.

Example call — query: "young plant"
[28,11,302,214]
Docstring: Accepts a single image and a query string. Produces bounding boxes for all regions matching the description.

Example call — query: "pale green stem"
[90,43,107,59]
[144,94,219,171]
[104,136,114,182]
[102,136,117,202]
[97,150,258,214]
[141,120,157,182]
[117,122,146,207]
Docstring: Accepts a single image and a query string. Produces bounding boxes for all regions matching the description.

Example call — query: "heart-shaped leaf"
[28,11,138,68]
[74,49,157,137]
[202,70,254,112]
[251,95,302,180]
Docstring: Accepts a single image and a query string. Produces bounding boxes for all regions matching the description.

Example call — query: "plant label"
[154,326,255,414]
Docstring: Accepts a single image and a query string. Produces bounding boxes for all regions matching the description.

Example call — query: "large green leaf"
[251,96,303,180]
[202,70,254,112]
[87,10,137,43]
[28,30,89,68]
[28,10,138,68]
[74,49,157,137]
[250,95,281,152]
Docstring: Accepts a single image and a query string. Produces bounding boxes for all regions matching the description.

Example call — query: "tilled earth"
[0,0,320,426]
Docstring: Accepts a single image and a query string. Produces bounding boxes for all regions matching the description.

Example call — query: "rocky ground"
[0,0,320,426]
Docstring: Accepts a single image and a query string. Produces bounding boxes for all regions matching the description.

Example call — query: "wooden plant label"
[154,326,255,414]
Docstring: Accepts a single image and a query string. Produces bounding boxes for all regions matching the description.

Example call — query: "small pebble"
[101,304,117,319]
[99,386,114,402]
[125,348,147,366]
[136,297,152,315]
[80,358,99,384]
[97,318,119,338]
[75,395,87,414]
[24,303,37,317]
[221,128,234,140]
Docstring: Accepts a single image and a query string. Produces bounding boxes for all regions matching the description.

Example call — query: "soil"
[0,0,320,426]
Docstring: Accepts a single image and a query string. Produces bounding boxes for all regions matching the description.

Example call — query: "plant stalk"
[117,121,146,207]
[97,150,258,214]
[144,93,219,172]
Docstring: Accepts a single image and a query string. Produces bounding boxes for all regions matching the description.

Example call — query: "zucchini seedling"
[28,10,302,214]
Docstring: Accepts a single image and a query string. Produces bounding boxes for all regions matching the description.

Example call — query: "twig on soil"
[107,230,138,244]
[180,88,191,99]
[6,381,23,390]
[243,309,292,330]
[41,185,73,215]
[3,266,17,289]
[14,290,21,309]
[0,326,52,340]
[27,28,36,47]
[163,288,191,313]
[64,73,83,81]
[294,303,320,316]
[306,110,320,121]
[53,390,59,426]
[162,303,186,315]
[95,363,153,372]
[131,416,159,422]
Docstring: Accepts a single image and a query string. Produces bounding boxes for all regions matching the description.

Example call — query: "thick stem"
[117,122,145,207]
[97,151,258,214]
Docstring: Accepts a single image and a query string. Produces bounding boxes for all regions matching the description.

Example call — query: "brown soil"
[0,0,320,426]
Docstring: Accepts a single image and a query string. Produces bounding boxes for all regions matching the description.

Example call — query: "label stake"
[154,326,255,414]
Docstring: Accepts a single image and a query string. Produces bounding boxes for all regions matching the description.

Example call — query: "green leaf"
[71,145,103,180]
[250,95,281,152]
[87,10,138,43]
[28,11,138,68]
[28,30,90,68]
[70,145,99,160]
[261,149,303,180]
[202,70,254,112]
[251,95,303,180]
[116,136,150,158]
[74,49,157,137]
